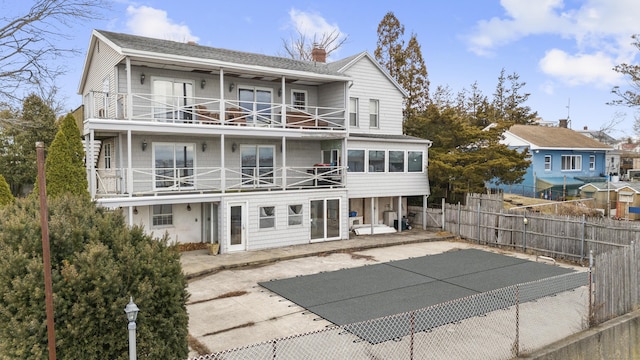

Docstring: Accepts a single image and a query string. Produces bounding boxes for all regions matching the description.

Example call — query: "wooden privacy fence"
[593,241,640,324]
[426,193,640,325]
[428,198,640,263]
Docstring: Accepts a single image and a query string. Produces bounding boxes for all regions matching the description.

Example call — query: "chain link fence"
[189,271,589,360]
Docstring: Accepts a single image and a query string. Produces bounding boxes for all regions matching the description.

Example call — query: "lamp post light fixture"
[124,297,139,360]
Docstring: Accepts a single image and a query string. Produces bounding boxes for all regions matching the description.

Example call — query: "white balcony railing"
[95,165,345,197]
[86,91,346,130]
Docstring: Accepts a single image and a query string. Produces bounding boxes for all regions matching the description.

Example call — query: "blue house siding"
[489,149,607,198]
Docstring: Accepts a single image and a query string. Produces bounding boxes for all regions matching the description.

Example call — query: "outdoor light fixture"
[201,79,206,89]
[187,204,191,211]
[278,88,282,97]
[141,140,147,151]
[140,73,145,85]
[201,142,207,152]
[231,143,237,152]
[133,207,138,215]
[229,82,235,92]
[124,297,139,360]
[523,217,528,225]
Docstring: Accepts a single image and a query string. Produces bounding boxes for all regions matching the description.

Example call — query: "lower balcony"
[94,165,345,197]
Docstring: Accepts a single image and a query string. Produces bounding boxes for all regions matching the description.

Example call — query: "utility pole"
[36,142,56,360]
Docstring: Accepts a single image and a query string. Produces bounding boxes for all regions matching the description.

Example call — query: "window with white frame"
[408,151,423,172]
[241,145,275,186]
[369,99,379,128]
[589,155,596,170]
[259,206,275,229]
[288,204,303,226]
[389,151,405,172]
[152,204,173,227]
[349,97,358,127]
[561,155,582,171]
[347,150,365,172]
[154,143,195,189]
[544,155,552,171]
[292,90,307,110]
[369,150,385,172]
[104,143,112,169]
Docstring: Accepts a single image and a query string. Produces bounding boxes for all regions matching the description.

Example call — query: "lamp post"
[124,297,139,360]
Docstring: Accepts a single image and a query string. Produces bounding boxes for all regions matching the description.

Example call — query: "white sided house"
[78,30,431,253]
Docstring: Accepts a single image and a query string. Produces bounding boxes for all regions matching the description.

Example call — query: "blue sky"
[8,0,640,138]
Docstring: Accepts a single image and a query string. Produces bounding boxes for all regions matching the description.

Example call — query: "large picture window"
[368,150,385,172]
[561,155,582,171]
[389,151,405,172]
[152,78,194,121]
[241,145,275,186]
[347,150,365,172]
[239,87,272,125]
[408,151,423,172]
[154,143,195,189]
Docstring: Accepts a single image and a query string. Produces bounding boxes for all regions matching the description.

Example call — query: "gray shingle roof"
[97,30,347,77]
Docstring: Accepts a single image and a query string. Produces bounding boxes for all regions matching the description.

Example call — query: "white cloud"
[288,9,340,38]
[125,5,198,43]
[539,49,621,87]
[466,0,640,86]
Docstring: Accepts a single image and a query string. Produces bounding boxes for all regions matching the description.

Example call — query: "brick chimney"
[559,119,568,128]
[311,45,326,63]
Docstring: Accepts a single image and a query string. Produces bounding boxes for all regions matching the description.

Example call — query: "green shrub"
[0,196,189,359]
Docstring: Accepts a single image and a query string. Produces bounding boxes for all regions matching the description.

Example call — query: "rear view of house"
[78,30,431,253]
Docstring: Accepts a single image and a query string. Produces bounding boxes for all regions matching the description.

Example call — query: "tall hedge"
[42,113,88,199]
[0,196,189,359]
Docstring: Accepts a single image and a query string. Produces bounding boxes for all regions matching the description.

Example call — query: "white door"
[227,202,247,252]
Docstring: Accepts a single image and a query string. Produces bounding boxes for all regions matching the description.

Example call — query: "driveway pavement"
[181,229,587,358]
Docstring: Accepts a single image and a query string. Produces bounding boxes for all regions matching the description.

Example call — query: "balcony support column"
[89,130,96,199]
[220,134,226,193]
[220,68,226,123]
[281,136,286,190]
[125,57,132,120]
[281,77,286,126]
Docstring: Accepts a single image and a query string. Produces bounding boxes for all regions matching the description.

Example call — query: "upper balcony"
[85,91,346,131]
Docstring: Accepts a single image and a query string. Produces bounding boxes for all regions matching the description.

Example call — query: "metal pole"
[441,197,445,230]
[128,321,137,360]
[37,142,56,360]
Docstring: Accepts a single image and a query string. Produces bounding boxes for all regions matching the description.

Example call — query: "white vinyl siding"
[341,56,404,135]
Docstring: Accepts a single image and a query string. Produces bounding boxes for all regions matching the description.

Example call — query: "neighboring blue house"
[492,124,612,199]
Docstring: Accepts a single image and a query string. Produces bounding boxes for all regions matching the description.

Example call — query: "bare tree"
[0,0,109,104]
[280,29,348,61]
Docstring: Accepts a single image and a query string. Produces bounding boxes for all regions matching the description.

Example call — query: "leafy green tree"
[405,73,532,203]
[0,94,57,196]
[41,113,88,199]
[0,195,189,359]
[0,174,13,205]
[375,12,430,119]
